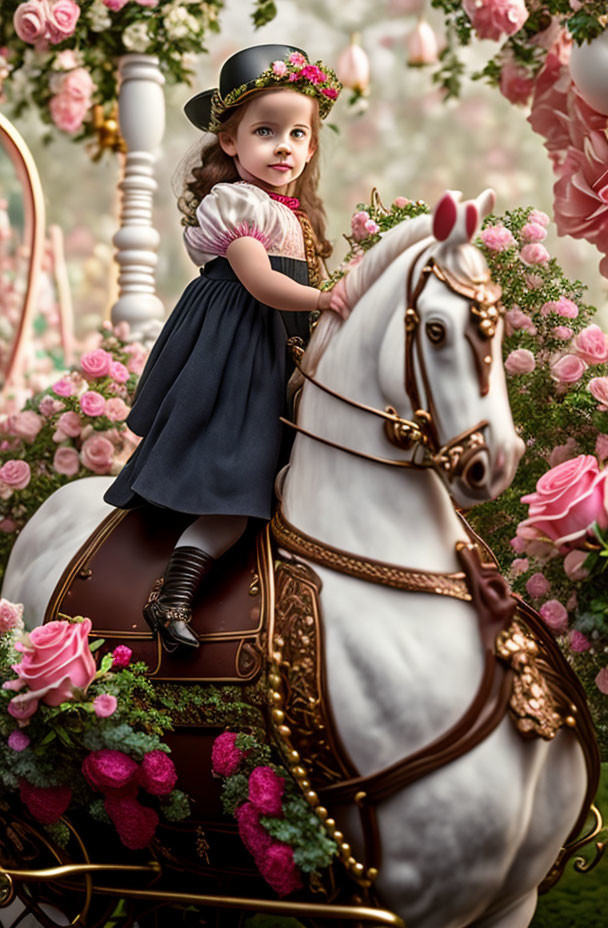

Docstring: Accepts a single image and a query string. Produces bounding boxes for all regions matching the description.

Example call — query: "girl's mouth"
[269,164,292,172]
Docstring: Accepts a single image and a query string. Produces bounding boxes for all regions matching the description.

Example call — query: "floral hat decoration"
[184,44,342,133]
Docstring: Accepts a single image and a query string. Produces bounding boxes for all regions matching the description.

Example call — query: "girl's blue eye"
[292,129,306,139]
[255,127,272,136]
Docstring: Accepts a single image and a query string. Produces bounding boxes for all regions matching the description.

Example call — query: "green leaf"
[96,653,115,676]
[89,639,105,653]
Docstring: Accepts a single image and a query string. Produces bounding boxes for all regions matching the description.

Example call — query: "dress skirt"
[104,256,310,519]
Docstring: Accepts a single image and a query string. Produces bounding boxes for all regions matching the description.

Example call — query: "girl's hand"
[317,278,351,321]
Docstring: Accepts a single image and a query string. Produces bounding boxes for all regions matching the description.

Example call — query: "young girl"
[104,44,349,651]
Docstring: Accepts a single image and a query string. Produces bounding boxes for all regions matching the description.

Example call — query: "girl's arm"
[226,237,347,317]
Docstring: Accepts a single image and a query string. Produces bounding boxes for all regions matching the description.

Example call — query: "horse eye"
[426,321,446,347]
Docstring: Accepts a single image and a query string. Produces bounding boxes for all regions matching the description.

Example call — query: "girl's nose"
[275,140,291,154]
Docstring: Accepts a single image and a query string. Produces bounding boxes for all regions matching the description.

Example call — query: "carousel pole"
[111,54,166,340]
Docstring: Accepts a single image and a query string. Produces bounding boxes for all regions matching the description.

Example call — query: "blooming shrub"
[0,610,190,847]
[0,322,148,585]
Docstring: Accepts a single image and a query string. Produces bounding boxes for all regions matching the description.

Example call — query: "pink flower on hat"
[288,52,307,68]
[272,60,288,77]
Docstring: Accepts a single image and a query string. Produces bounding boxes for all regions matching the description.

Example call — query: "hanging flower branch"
[0,1,279,146]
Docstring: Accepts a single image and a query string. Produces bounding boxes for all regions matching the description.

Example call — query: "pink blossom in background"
[61,68,95,101]
[0,519,17,533]
[46,0,81,44]
[505,348,535,374]
[525,572,550,598]
[480,224,515,251]
[53,446,80,476]
[510,557,529,576]
[53,377,75,397]
[55,410,82,439]
[134,0,159,5]
[93,694,118,718]
[548,437,578,468]
[49,93,88,133]
[505,306,536,336]
[80,435,114,474]
[527,51,572,171]
[13,1,48,45]
[595,667,608,694]
[106,398,129,422]
[81,349,112,378]
[570,629,591,652]
[113,321,130,340]
[38,396,65,416]
[0,459,31,489]
[111,645,132,668]
[0,599,24,634]
[109,360,129,383]
[550,354,586,384]
[8,730,30,751]
[528,209,550,227]
[563,549,589,580]
[510,536,526,553]
[524,273,543,290]
[520,243,550,265]
[520,455,608,549]
[499,59,534,105]
[103,0,129,8]
[79,391,106,417]
[8,410,43,442]
[521,222,547,243]
[542,296,579,318]
[589,377,608,408]
[595,434,608,461]
[573,324,608,365]
[552,325,573,340]
[462,0,528,41]
[394,196,409,207]
[124,344,148,375]
[540,599,569,634]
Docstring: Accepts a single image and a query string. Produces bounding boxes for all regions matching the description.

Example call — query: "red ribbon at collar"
[268,192,301,211]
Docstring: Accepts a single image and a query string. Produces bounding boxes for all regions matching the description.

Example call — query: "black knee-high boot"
[143,546,214,650]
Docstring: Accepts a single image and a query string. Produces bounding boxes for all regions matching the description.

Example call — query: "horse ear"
[433,192,460,242]
[475,188,496,218]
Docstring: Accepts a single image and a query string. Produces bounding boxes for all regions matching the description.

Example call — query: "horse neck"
[282,252,467,574]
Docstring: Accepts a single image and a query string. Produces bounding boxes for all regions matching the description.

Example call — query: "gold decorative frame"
[0,111,46,391]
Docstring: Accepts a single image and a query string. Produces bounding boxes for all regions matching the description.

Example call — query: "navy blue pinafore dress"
[104,182,312,519]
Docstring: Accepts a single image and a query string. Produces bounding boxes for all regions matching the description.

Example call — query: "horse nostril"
[466,458,486,487]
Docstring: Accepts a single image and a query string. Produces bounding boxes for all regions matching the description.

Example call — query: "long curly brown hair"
[177,89,332,259]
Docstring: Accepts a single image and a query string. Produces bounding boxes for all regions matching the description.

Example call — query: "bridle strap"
[280,417,429,469]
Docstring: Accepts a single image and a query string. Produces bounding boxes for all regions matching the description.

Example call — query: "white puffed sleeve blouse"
[183,181,306,266]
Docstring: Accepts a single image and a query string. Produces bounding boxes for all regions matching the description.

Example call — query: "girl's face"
[219,90,317,194]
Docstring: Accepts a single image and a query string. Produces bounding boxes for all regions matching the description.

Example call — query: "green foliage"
[261,798,337,873]
[251,0,277,28]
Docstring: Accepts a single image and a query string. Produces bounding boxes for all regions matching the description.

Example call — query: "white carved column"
[111,54,166,339]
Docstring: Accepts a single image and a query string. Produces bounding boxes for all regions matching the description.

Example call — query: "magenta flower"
[211,731,245,777]
[248,766,284,817]
[93,693,118,718]
[8,730,30,751]
[137,750,177,796]
[111,645,133,668]
[20,780,72,824]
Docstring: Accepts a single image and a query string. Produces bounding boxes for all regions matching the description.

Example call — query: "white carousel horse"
[2,191,589,928]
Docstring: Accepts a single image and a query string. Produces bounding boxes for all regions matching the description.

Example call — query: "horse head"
[296,189,524,510]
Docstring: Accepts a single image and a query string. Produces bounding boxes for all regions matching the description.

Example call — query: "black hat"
[184,44,341,133]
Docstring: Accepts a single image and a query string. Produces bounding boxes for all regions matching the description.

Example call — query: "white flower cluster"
[163,2,202,41]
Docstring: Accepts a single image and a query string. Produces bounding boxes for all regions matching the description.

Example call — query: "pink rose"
[529,210,550,227]
[525,572,550,598]
[520,455,608,549]
[351,210,371,242]
[321,87,338,100]
[570,629,590,652]
[38,396,65,416]
[82,749,139,792]
[109,360,129,383]
[520,243,550,265]
[56,410,82,438]
[595,667,608,695]
[111,645,132,668]
[510,557,529,576]
[13,1,48,45]
[0,598,24,633]
[510,536,526,553]
[9,410,43,442]
[8,696,38,720]
[20,780,72,824]
[550,354,586,384]
[61,67,94,101]
[541,297,578,319]
[552,325,573,340]
[288,52,307,67]
[93,693,118,718]
[53,377,75,396]
[595,434,608,462]
[540,599,569,635]
[124,343,148,374]
[463,0,528,41]
[272,60,288,77]
[548,437,578,468]
[480,224,515,251]
[258,843,303,897]
[104,795,159,850]
[364,219,380,235]
[79,391,106,417]
[46,0,80,45]
[573,324,608,365]
[499,59,534,105]
[81,348,112,378]
[11,618,96,707]
[106,397,129,422]
[393,196,409,208]
[505,306,536,336]
[248,766,284,816]
[505,348,535,375]
[50,92,89,134]
[211,731,245,777]
[137,750,177,796]
[53,446,80,476]
[589,377,608,408]
[0,459,31,489]
[563,549,589,580]
[80,435,114,474]
[8,730,30,751]
[521,222,547,243]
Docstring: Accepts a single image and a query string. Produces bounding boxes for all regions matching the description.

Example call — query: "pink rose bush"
[0,598,24,634]
[462,0,528,41]
[211,730,337,895]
